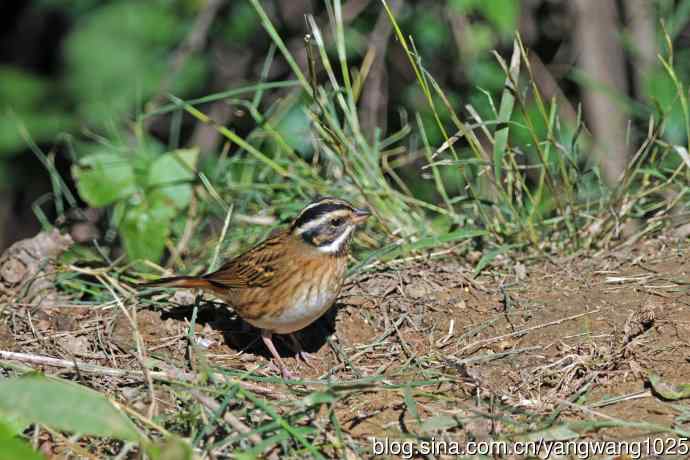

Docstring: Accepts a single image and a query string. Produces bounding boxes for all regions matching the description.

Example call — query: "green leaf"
[648,373,690,400]
[64,2,204,123]
[119,200,172,262]
[72,152,136,207]
[0,409,30,436]
[0,373,140,441]
[147,148,199,209]
[0,420,45,460]
[148,148,198,185]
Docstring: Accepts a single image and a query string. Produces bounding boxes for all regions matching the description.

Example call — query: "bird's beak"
[352,208,371,224]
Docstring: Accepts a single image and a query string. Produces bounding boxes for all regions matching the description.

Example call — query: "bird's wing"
[203,231,285,289]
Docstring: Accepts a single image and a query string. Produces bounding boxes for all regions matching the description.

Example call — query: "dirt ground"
[2,233,690,457]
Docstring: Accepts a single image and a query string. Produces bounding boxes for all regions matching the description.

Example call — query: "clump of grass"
[149,0,690,281]
[383,7,689,258]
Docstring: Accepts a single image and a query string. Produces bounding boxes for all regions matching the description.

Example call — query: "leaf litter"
[1,231,690,457]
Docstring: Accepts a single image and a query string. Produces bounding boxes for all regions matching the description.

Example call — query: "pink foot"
[298,351,320,368]
[281,365,296,380]
[288,334,320,369]
[262,330,297,380]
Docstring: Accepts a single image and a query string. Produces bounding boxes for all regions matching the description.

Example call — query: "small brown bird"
[143,197,370,378]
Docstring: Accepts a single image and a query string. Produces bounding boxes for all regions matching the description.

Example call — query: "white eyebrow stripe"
[297,201,325,217]
[316,226,353,254]
[295,214,332,234]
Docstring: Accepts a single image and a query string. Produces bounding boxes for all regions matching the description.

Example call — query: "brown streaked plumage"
[142,197,370,379]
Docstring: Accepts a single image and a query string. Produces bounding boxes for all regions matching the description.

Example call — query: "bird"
[142,197,370,379]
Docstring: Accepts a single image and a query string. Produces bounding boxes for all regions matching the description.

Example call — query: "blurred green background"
[1,0,688,262]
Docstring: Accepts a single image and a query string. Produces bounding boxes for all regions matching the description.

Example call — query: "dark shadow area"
[158,300,340,360]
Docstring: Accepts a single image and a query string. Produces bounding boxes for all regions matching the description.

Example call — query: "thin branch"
[0,350,280,397]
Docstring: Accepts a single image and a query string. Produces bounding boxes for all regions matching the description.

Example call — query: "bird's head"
[290,197,370,256]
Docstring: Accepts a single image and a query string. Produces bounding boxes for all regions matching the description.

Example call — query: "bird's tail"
[139,275,212,289]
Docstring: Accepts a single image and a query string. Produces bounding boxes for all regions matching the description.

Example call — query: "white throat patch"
[316,226,353,254]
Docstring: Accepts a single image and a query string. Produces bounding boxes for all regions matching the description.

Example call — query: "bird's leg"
[288,333,319,368]
[261,330,294,379]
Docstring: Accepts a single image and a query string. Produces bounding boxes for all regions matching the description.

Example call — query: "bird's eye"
[331,217,344,227]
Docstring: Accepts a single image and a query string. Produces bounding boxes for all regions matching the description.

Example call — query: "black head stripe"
[292,200,353,230]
